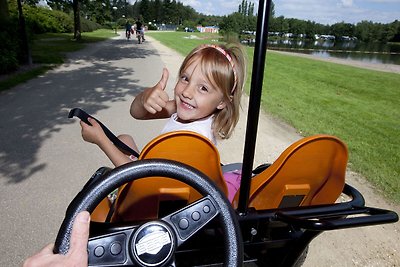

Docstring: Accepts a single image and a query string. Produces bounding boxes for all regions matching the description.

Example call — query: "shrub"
[80,17,102,32]
[24,6,73,33]
[147,23,157,30]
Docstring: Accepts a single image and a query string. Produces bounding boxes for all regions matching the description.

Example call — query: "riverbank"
[270,49,400,74]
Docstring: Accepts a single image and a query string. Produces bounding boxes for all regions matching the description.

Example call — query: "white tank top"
[161,113,216,144]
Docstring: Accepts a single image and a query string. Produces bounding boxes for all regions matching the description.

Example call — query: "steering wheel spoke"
[163,196,219,246]
[88,227,136,266]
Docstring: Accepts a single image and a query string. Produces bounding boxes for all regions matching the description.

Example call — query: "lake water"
[264,39,400,65]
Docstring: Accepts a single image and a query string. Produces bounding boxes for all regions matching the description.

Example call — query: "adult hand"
[141,68,170,114]
[23,211,90,267]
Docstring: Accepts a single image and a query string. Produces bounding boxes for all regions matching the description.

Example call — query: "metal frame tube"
[237,0,273,214]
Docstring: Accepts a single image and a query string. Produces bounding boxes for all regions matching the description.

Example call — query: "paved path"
[0,34,171,266]
[0,32,399,266]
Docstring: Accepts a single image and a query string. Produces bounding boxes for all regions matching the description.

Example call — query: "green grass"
[31,29,117,64]
[147,31,400,203]
[0,65,52,90]
[0,29,117,92]
[147,31,223,55]
[263,52,400,202]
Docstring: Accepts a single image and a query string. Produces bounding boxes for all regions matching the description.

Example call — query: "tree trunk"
[17,0,32,65]
[73,0,81,40]
[0,0,9,21]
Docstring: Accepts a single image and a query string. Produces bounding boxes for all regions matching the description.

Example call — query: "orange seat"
[111,131,228,222]
[91,198,112,222]
[232,135,348,210]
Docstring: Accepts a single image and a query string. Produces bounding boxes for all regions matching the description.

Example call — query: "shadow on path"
[0,37,157,184]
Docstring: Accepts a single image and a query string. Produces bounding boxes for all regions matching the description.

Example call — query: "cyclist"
[135,18,145,43]
[125,21,132,40]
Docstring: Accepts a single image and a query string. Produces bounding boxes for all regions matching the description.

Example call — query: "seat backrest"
[232,135,348,210]
[112,131,228,222]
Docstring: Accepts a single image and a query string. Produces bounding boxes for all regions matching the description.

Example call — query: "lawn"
[0,29,117,92]
[147,31,400,203]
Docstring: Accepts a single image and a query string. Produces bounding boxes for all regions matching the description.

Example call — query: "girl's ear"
[216,100,227,110]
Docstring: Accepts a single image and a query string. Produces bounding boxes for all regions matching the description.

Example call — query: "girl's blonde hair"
[178,43,246,139]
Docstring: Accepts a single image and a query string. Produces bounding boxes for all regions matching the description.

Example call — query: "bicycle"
[125,30,131,40]
[136,29,145,44]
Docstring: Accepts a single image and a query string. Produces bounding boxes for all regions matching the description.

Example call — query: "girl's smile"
[179,98,195,110]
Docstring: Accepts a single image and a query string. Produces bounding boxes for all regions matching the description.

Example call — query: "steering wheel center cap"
[131,221,175,266]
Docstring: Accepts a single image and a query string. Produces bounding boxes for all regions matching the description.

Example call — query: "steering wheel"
[54,159,243,266]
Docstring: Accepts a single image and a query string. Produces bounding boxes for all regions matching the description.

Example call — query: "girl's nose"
[182,84,195,99]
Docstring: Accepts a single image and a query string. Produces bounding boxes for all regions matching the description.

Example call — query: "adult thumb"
[69,211,90,256]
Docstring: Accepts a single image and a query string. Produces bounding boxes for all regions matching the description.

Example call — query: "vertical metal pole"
[237,0,272,214]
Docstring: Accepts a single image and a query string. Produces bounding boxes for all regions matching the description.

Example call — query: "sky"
[177,0,400,25]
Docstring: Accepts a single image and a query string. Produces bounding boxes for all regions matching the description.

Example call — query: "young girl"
[80,43,246,184]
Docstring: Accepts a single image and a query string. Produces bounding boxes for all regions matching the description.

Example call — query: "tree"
[220,12,244,34]
[83,0,112,24]
[355,21,379,42]
[139,0,150,22]
[47,0,72,12]
[46,0,81,39]
[330,22,355,38]
[24,0,40,6]
[270,15,289,33]
[0,0,9,20]
[389,20,400,42]
[72,0,81,40]
[248,2,254,16]
[152,0,163,23]
[288,18,306,35]
[16,0,32,64]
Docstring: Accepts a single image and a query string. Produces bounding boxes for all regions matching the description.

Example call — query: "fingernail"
[77,211,90,223]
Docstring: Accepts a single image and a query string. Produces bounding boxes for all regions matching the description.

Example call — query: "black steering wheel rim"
[54,159,243,266]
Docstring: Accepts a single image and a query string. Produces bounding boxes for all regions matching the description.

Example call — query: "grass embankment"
[0,29,117,91]
[147,31,400,203]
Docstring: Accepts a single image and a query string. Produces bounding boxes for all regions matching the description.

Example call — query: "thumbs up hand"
[141,68,170,114]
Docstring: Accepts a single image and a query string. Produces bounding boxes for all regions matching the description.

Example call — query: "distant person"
[135,18,142,35]
[135,18,145,42]
[125,21,132,39]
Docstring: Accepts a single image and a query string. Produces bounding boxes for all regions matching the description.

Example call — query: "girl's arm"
[80,118,134,167]
[131,68,176,120]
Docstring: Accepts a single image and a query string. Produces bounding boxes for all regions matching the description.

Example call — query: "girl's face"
[174,58,227,123]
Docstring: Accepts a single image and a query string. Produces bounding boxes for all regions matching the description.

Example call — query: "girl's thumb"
[159,68,169,90]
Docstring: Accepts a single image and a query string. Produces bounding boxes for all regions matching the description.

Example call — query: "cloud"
[181,0,202,9]
[180,0,257,16]
[366,0,400,2]
[340,0,353,7]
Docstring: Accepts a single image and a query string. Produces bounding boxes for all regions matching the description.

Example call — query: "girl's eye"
[180,75,189,83]
[200,86,209,92]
